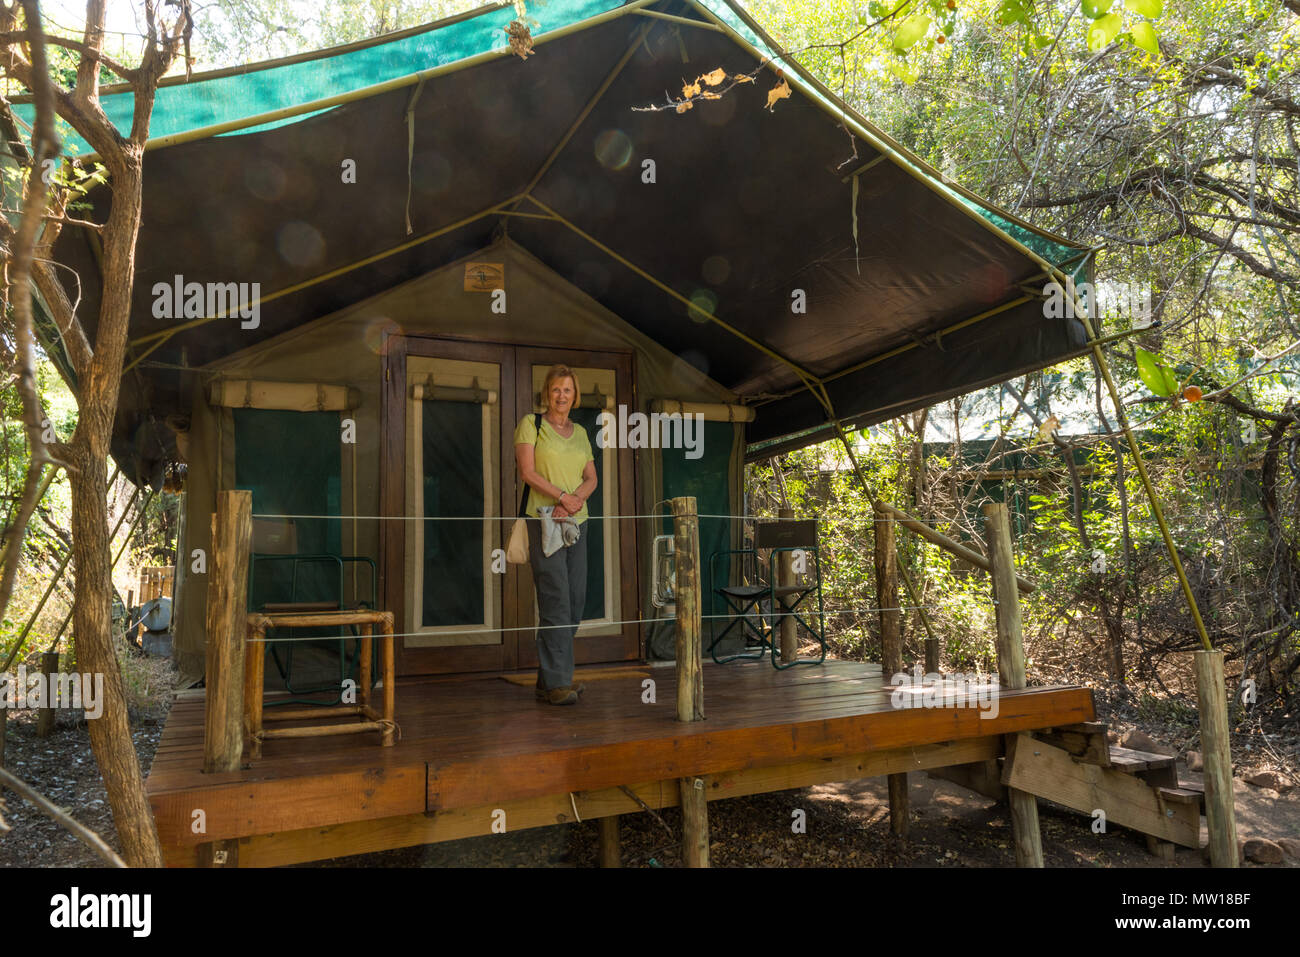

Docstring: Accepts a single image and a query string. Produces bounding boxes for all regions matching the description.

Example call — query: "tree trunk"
[65,152,164,868]
[69,438,163,867]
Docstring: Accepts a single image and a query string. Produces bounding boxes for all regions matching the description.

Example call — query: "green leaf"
[867,0,888,17]
[1081,0,1114,18]
[1086,12,1122,50]
[888,58,920,84]
[892,14,931,52]
[1125,0,1162,17]
[1134,347,1179,397]
[1130,20,1160,54]
[995,0,1028,25]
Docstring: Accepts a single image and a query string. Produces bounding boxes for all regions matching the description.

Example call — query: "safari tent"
[26,0,1093,683]
[19,0,1127,867]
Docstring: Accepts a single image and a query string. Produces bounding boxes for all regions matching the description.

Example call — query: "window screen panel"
[420,399,485,627]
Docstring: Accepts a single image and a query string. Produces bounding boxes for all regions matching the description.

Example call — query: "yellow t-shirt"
[513,414,595,524]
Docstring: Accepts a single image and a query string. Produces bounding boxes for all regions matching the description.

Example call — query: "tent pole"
[820,295,1033,388]
[526,195,825,394]
[76,0,665,161]
[691,0,1083,251]
[632,9,724,31]
[727,23,1214,654]
[1079,319,1212,651]
[513,19,659,204]
[123,196,527,372]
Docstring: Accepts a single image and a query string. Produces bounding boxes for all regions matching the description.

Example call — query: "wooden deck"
[146,660,1095,866]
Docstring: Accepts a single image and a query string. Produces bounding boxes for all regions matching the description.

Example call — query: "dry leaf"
[682,80,701,98]
[700,91,721,100]
[702,67,727,86]
[504,20,535,59]
[734,74,755,84]
[675,100,694,113]
[765,78,791,111]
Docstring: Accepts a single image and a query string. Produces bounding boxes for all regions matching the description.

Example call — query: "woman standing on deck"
[514,364,598,705]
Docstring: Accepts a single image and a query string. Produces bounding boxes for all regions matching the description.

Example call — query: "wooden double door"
[381,337,639,675]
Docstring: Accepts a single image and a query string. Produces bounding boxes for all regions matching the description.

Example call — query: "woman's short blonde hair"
[541,364,581,412]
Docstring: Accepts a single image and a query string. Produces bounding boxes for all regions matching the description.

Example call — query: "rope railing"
[240,602,973,644]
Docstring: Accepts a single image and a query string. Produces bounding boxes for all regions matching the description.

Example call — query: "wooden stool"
[244,608,395,758]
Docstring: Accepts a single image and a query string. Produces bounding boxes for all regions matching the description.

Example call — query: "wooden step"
[1039,722,1111,767]
[1108,746,1179,789]
[1170,778,1207,812]
[1004,734,1200,848]
[1107,746,1175,773]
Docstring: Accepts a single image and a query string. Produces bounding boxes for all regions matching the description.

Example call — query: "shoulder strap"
[517,414,544,517]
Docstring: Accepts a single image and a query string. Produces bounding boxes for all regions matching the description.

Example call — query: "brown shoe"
[536,680,585,700]
[545,687,579,705]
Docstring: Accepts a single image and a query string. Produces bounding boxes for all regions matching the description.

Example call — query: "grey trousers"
[528,518,588,690]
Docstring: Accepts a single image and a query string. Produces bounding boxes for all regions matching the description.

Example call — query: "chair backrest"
[755,520,817,550]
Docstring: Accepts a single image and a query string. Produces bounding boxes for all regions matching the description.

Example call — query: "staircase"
[931,720,1205,858]
[1008,721,1204,857]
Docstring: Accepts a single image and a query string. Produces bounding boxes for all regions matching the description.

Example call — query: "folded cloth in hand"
[537,506,582,557]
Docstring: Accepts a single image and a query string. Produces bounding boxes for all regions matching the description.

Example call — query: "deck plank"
[146,660,1094,856]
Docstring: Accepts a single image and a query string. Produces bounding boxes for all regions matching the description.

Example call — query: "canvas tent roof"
[18,0,1092,485]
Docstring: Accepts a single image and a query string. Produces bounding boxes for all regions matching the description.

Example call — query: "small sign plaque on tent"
[464,262,504,292]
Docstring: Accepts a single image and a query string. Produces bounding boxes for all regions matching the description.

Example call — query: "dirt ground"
[1,666,1298,868]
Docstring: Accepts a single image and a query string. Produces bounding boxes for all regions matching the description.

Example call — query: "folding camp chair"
[248,518,377,704]
[708,519,827,669]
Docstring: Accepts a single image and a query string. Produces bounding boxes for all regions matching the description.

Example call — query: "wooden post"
[777,506,797,664]
[358,622,373,708]
[680,775,709,866]
[380,612,395,747]
[1193,650,1238,867]
[983,502,1043,867]
[671,496,708,866]
[599,814,621,867]
[202,490,251,869]
[243,619,266,760]
[126,588,138,648]
[36,650,59,738]
[671,496,703,723]
[874,504,908,837]
[876,500,1036,593]
[874,506,904,675]
[204,490,251,774]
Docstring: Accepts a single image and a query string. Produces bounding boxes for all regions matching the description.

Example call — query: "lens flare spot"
[277,221,325,269]
[702,255,730,285]
[363,317,401,356]
[688,289,718,324]
[244,159,286,202]
[594,129,633,170]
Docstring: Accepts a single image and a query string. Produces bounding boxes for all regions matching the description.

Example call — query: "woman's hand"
[559,492,583,515]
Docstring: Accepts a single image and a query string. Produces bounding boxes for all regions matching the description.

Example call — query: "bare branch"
[0,0,60,624]
[0,29,135,80]
[0,766,127,867]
